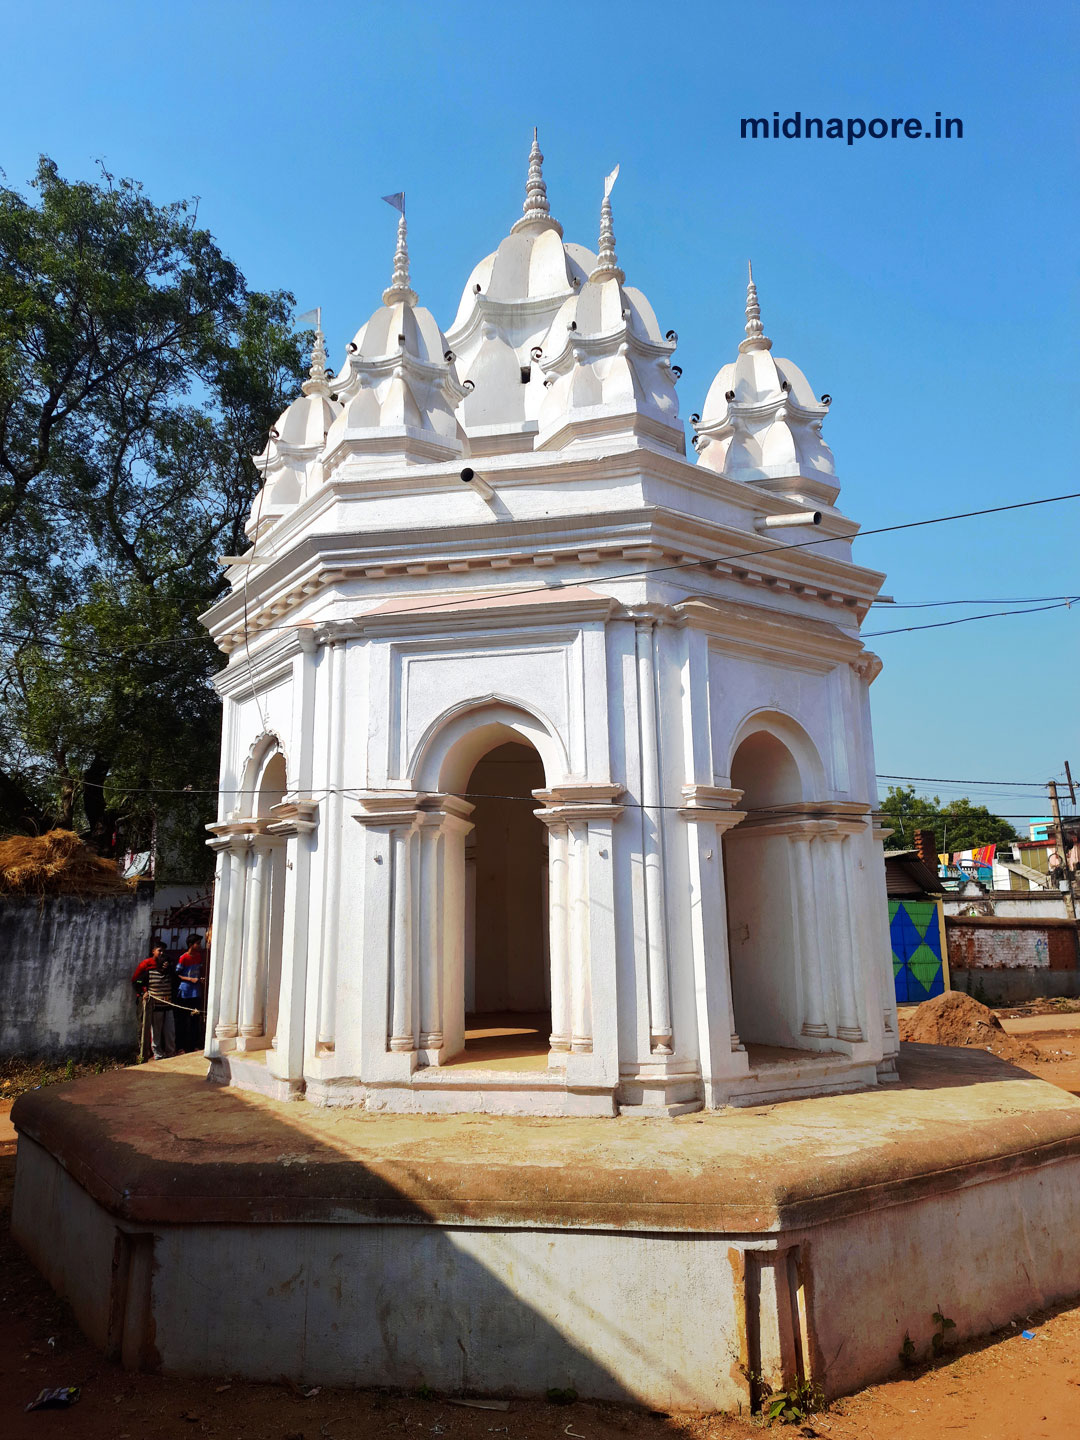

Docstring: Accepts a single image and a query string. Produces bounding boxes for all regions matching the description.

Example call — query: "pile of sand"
[899,991,1037,1063]
[0,829,135,899]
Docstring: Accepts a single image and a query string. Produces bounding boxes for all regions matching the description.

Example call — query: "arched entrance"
[724,728,808,1052]
[459,740,550,1064]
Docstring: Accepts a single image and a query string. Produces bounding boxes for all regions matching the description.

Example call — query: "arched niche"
[726,709,825,804]
[409,697,569,796]
[238,732,290,819]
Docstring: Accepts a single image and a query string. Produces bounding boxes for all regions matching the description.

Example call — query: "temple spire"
[589,165,625,283]
[511,127,563,235]
[301,312,331,397]
[296,306,331,397]
[739,260,772,352]
[381,195,418,307]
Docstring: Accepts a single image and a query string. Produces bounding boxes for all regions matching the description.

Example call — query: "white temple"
[202,134,896,1116]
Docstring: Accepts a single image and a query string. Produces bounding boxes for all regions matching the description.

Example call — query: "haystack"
[0,829,135,899]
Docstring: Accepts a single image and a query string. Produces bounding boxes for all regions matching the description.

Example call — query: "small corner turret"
[693,263,838,509]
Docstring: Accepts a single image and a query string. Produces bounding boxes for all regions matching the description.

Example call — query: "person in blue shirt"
[175,934,206,1052]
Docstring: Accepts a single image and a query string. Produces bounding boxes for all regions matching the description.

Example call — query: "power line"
[16,769,1062,821]
[878,773,1050,787]
[863,596,1080,637]
[873,593,1078,609]
[4,487,1080,665]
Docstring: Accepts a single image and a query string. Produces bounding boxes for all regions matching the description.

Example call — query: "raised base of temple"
[11,1047,1080,1412]
[209,1043,885,1119]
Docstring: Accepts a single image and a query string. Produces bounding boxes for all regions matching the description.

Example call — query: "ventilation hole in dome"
[520,365,531,384]
[725,390,736,402]
[690,413,701,424]
[671,365,682,380]
[821,393,832,404]
[568,320,577,331]
[530,346,543,361]
[444,349,455,362]
[473,283,482,294]
[780,380,790,392]
[462,379,475,392]
[666,329,678,342]
[346,342,358,353]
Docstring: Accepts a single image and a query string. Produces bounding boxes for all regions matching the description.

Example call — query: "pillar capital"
[353,790,475,831]
[678,783,745,826]
[265,798,319,838]
[533,782,624,824]
[627,603,676,630]
[205,820,257,854]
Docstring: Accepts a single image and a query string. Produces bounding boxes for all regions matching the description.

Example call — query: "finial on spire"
[381,196,418,307]
[589,165,625,283]
[511,127,563,235]
[739,259,772,352]
[297,306,331,397]
[301,316,331,398]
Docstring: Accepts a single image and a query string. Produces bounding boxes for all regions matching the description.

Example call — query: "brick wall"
[945,916,1080,1003]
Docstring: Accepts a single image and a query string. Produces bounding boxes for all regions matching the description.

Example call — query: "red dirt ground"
[2,1029,1080,1440]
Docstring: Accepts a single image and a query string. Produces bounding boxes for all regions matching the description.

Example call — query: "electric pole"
[1048,777,1076,921]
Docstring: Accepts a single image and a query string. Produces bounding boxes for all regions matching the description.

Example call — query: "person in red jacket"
[174,935,206,1052]
[132,943,177,1059]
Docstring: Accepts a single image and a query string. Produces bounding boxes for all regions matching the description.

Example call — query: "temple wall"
[0,893,153,1061]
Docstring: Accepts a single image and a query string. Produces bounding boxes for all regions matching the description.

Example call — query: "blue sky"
[2,0,1076,824]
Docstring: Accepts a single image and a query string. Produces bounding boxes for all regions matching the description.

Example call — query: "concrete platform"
[11,1046,1080,1411]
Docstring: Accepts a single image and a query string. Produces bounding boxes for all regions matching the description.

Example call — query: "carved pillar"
[788,827,831,1039]
[679,786,748,1090]
[817,829,865,1042]
[317,636,348,1049]
[568,819,592,1053]
[238,835,273,1044]
[264,799,319,1083]
[204,836,233,1053]
[633,611,672,1054]
[416,815,444,1054]
[414,795,474,1063]
[534,784,624,1083]
[388,823,416,1053]
[538,817,572,1056]
[215,835,251,1042]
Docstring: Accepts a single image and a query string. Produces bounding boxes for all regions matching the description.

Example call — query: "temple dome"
[693,266,835,487]
[444,133,598,450]
[246,332,342,538]
[324,210,465,468]
[534,168,682,452]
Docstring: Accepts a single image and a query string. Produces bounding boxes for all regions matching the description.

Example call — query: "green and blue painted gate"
[890,898,949,1003]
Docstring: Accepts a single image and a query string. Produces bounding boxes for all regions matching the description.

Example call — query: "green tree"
[880,786,1017,855]
[0,158,308,872]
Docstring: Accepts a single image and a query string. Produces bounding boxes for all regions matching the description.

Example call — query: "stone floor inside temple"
[449,1012,551,1070]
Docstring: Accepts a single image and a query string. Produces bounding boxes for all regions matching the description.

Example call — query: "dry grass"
[0,1053,134,1102]
[0,828,135,899]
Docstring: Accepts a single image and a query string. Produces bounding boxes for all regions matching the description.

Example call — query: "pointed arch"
[408,696,571,794]
[725,708,826,802]
[238,731,290,817]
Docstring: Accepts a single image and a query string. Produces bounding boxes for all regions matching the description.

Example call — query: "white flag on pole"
[382,192,405,215]
[604,165,620,198]
[297,307,321,328]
